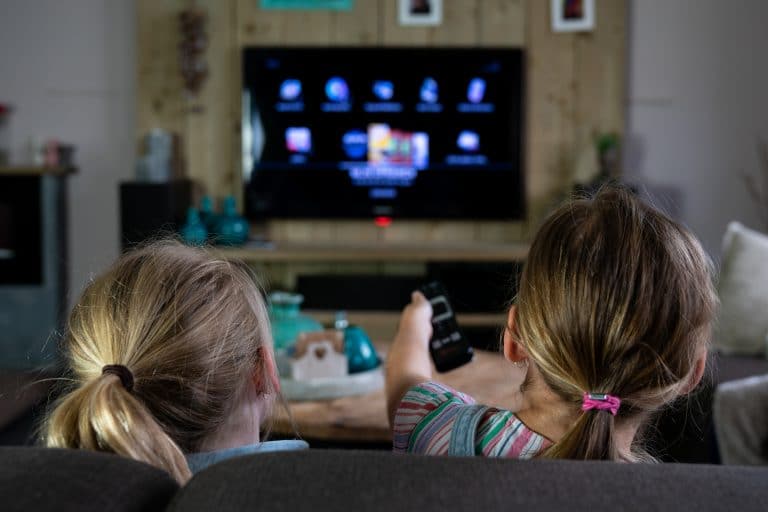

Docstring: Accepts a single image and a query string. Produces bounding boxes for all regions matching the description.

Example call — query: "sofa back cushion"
[168,450,768,512]
[714,221,768,355]
[0,447,178,512]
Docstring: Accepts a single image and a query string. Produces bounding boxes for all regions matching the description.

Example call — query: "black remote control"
[419,281,474,373]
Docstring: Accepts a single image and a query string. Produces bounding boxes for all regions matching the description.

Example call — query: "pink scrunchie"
[581,393,621,416]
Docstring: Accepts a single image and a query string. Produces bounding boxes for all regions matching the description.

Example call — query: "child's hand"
[397,291,433,345]
[387,291,434,427]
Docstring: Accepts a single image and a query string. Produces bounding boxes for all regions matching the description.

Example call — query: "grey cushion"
[714,222,768,355]
[0,447,178,512]
[169,449,768,512]
[714,374,768,465]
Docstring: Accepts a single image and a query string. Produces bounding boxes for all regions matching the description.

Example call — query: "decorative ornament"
[178,8,208,100]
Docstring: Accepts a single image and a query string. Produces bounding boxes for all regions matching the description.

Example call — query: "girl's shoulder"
[392,381,551,459]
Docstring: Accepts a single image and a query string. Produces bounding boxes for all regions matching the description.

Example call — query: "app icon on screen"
[467,78,486,103]
[285,127,312,153]
[373,80,394,101]
[420,78,439,103]
[368,124,391,163]
[457,130,480,152]
[342,130,368,159]
[279,79,302,101]
[325,77,350,102]
[412,132,429,167]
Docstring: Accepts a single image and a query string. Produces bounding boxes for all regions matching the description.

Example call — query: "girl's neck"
[197,393,270,453]
[514,374,576,442]
[514,366,640,457]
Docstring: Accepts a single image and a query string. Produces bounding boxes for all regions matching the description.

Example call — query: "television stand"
[217,240,529,263]
[217,241,529,341]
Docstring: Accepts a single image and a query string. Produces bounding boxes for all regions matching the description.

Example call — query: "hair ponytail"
[514,186,718,461]
[45,372,192,483]
[541,410,618,460]
[42,240,278,483]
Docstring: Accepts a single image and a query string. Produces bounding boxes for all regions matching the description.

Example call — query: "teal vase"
[199,195,219,234]
[268,292,323,351]
[180,207,207,246]
[215,195,249,246]
[344,325,380,374]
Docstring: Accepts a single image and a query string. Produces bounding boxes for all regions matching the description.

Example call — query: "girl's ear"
[254,347,281,395]
[680,349,708,395]
[503,305,529,363]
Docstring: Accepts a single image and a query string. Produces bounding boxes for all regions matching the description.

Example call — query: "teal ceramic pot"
[199,195,219,234]
[215,195,249,246]
[180,207,207,246]
[268,292,323,351]
[344,325,380,374]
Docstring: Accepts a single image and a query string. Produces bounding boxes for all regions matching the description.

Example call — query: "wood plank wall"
[136,0,626,245]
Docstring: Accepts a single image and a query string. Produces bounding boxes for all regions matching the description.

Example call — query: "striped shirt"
[393,381,551,458]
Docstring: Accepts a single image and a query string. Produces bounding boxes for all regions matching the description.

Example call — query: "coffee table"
[271,342,526,443]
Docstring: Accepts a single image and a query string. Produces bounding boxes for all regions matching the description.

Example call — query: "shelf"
[304,310,507,341]
[307,310,506,328]
[217,241,529,263]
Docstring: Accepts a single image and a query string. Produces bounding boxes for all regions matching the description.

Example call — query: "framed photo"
[551,0,595,32]
[399,0,443,26]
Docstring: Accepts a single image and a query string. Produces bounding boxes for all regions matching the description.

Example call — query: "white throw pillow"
[713,222,768,355]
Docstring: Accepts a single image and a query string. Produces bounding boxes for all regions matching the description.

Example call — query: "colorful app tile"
[342,130,368,159]
[285,127,312,153]
[412,132,429,167]
[457,130,480,152]
[325,77,350,102]
[373,80,394,101]
[279,79,302,101]
[368,124,391,163]
[420,77,439,103]
[467,78,486,103]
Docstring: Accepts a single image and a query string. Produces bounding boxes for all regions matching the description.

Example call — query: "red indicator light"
[374,216,392,228]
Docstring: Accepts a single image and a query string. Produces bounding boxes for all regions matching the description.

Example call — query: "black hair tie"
[102,365,134,392]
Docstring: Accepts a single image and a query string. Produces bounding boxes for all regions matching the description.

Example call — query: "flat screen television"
[242,47,524,220]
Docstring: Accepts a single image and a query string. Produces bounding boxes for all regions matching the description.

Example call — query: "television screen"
[242,47,524,220]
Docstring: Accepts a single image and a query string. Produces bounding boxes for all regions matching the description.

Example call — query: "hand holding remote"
[397,291,434,347]
[419,282,474,373]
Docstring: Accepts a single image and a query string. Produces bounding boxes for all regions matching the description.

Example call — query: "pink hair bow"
[581,393,621,416]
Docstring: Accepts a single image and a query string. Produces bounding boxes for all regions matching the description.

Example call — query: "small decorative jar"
[180,207,207,246]
[214,195,249,246]
[268,292,323,351]
[199,195,219,234]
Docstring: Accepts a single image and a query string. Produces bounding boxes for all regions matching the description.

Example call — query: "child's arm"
[386,291,434,428]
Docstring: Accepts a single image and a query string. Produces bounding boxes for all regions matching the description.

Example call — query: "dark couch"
[2,447,767,512]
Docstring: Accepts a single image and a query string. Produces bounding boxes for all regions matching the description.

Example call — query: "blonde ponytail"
[42,240,277,483]
[45,373,192,482]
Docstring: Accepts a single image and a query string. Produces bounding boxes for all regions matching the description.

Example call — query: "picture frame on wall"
[551,0,595,32]
[398,0,443,26]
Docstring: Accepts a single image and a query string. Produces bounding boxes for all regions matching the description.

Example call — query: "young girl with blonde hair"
[42,241,306,483]
[387,186,718,461]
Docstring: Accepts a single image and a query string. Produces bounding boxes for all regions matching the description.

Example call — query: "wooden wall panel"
[237,0,333,45]
[525,0,577,221]
[330,0,381,45]
[426,0,480,46]
[380,0,431,45]
[572,0,627,183]
[136,1,188,158]
[479,0,525,46]
[136,0,627,245]
[137,0,237,201]
[187,0,237,201]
